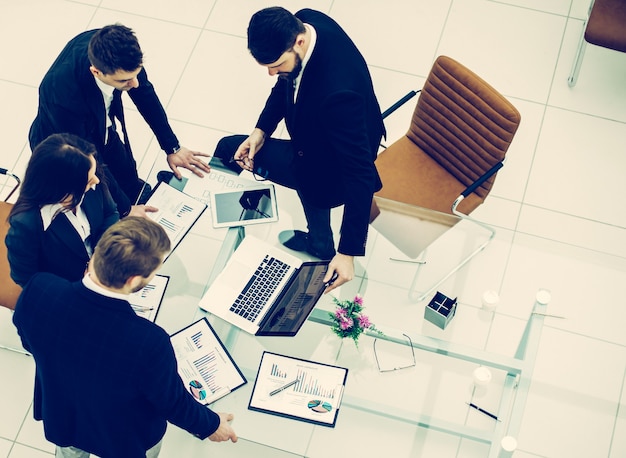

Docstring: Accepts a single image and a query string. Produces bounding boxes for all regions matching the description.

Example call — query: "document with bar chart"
[170,318,246,405]
[129,274,169,322]
[248,351,348,427]
[145,182,207,260]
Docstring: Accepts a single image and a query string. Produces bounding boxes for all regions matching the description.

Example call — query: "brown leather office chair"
[0,169,28,354]
[568,0,626,87]
[370,55,521,302]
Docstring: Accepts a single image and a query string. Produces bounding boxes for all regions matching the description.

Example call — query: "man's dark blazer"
[255,9,385,256]
[29,29,180,212]
[13,274,220,457]
[5,186,119,286]
[29,29,179,156]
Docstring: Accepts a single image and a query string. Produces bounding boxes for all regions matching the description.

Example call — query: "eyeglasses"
[373,333,416,373]
[374,334,416,372]
[229,157,269,182]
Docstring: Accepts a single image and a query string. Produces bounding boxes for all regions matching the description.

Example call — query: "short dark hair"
[88,24,143,75]
[92,217,170,289]
[247,7,305,64]
[11,133,97,217]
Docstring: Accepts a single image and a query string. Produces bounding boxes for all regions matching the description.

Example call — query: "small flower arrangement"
[329,294,382,346]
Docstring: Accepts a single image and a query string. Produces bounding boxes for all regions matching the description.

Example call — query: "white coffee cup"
[473,366,492,386]
[481,290,500,311]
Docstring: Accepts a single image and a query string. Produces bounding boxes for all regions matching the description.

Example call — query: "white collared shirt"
[293,23,317,101]
[94,75,115,141]
[82,272,130,301]
[40,198,93,255]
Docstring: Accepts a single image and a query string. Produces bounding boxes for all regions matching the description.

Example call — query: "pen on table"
[324,272,339,288]
[269,379,299,396]
[131,304,154,312]
[466,402,500,421]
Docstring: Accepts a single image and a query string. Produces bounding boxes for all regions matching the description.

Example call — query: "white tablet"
[210,184,279,228]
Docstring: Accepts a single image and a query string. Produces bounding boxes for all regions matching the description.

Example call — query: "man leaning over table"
[13,217,237,458]
[213,7,386,293]
[29,23,211,218]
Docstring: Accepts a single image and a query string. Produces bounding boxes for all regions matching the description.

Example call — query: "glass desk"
[155,168,547,458]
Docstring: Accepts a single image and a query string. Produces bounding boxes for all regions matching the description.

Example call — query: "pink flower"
[339,318,353,330]
[358,314,372,329]
[334,308,347,320]
[353,295,364,305]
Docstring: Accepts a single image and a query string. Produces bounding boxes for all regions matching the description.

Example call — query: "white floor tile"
[0,438,11,458]
[0,82,39,174]
[439,0,566,103]
[167,30,275,134]
[0,0,96,87]
[330,0,453,76]
[15,405,54,456]
[0,311,34,441]
[525,107,626,228]
[100,0,216,28]
[7,443,52,458]
[516,327,625,457]
[550,19,626,123]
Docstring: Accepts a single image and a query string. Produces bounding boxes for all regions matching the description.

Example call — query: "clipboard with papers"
[145,182,207,260]
[248,351,348,427]
[170,318,247,405]
[129,274,169,322]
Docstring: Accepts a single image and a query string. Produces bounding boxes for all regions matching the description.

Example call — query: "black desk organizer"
[424,291,458,329]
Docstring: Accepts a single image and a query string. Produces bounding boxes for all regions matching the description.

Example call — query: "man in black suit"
[214,7,385,292]
[30,24,211,217]
[13,217,237,457]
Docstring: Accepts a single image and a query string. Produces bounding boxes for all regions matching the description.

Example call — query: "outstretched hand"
[208,412,238,443]
[167,146,211,179]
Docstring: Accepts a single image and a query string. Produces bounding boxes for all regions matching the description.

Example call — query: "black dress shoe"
[278,230,336,260]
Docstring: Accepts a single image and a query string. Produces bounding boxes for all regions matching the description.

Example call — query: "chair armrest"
[381,90,421,120]
[460,161,504,198]
[0,168,21,202]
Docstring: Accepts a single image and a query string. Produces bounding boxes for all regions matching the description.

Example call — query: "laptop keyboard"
[230,255,290,322]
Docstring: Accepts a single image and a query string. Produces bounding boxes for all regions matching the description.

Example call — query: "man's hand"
[127,205,158,218]
[233,128,266,172]
[166,146,211,179]
[208,412,238,443]
[323,253,354,293]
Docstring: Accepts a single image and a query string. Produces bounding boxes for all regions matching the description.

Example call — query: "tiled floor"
[1,0,626,457]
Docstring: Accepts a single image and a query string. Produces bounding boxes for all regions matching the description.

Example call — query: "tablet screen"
[210,184,279,228]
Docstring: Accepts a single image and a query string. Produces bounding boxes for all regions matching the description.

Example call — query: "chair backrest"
[0,202,22,310]
[585,0,626,52]
[407,55,520,202]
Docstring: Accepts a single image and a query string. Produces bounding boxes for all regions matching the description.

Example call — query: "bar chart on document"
[145,182,207,258]
[170,319,246,405]
[249,352,348,427]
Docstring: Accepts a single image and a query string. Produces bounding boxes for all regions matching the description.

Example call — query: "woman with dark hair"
[6,133,119,286]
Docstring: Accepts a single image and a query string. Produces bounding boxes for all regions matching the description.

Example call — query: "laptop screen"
[256,261,329,336]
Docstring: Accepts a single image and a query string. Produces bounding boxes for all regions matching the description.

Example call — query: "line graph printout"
[170,318,246,405]
[145,182,207,259]
[249,351,348,427]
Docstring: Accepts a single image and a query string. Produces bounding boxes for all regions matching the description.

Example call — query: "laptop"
[199,235,330,336]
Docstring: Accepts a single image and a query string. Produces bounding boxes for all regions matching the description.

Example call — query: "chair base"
[406,211,497,303]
